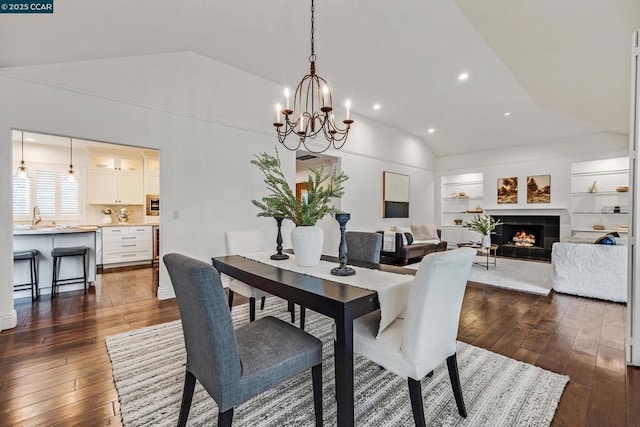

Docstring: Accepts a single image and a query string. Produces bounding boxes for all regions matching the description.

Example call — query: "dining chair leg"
[311,363,323,427]
[218,408,234,427]
[260,296,266,310]
[407,377,426,427]
[249,297,256,322]
[446,353,467,417]
[300,306,306,330]
[177,371,196,427]
[227,289,234,310]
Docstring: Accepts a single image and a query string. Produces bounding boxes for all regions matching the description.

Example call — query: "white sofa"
[552,242,627,303]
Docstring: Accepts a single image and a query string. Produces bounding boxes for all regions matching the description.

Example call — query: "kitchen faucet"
[32,206,41,227]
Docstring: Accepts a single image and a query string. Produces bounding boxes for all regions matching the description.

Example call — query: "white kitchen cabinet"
[147,172,160,195]
[102,226,153,265]
[88,153,144,205]
[88,169,144,205]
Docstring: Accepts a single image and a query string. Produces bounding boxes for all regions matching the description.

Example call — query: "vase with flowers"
[464,214,501,248]
[100,207,114,224]
[251,149,348,267]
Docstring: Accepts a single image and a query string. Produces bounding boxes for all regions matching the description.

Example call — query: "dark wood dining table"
[211,254,415,427]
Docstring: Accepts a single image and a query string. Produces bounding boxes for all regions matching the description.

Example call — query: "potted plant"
[251,150,348,266]
[464,214,501,248]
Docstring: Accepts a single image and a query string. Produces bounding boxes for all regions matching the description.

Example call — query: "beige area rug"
[106,300,568,426]
[405,256,553,295]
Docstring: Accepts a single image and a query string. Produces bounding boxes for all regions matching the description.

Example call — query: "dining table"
[211,254,416,427]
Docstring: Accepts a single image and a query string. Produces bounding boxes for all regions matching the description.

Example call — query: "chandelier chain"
[309,0,315,62]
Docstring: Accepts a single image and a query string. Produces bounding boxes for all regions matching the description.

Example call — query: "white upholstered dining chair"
[352,248,476,426]
[224,230,270,322]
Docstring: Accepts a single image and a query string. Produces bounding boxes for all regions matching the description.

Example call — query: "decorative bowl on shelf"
[592,224,605,230]
[616,186,629,192]
[454,219,463,225]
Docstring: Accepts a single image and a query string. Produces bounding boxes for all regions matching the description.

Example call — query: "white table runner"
[240,251,414,335]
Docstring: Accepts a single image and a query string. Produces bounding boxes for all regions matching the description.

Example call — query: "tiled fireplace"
[490,215,560,261]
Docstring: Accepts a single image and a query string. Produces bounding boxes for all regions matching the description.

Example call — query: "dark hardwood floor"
[0,265,638,426]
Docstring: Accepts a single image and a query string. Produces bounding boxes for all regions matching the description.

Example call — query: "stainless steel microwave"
[146,194,159,216]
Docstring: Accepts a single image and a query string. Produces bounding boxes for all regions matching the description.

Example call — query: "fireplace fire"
[513,230,535,247]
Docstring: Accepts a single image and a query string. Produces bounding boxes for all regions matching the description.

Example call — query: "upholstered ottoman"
[552,242,627,303]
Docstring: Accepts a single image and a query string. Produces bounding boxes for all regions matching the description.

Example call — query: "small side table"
[457,243,498,270]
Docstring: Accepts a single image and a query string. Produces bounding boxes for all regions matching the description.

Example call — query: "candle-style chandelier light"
[273,0,353,153]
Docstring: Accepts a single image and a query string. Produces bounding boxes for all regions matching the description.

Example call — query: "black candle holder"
[270,216,289,260]
[331,212,356,276]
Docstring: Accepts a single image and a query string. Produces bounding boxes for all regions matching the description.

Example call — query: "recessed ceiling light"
[458,73,469,81]
[428,128,435,134]
[373,104,381,110]
[24,137,36,142]
[503,112,511,116]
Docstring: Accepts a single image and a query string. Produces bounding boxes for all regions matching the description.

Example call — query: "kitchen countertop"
[99,223,158,227]
[14,226,98,236]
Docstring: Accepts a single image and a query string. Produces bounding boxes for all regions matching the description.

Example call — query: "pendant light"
[67,138,76,182]
[15,131,28,178]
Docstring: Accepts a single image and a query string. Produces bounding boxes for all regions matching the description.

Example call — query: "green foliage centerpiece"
[464,214,501,248]
[251,150,348,266]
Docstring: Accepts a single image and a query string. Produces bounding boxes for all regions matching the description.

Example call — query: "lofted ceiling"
[0,0,637,157]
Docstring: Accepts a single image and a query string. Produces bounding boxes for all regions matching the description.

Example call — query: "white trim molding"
[1,309,17,331]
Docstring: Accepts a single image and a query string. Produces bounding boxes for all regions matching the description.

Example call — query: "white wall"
[0,52,436,329]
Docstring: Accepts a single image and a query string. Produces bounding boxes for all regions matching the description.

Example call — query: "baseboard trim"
[1,309,17,331]
[157,286,175,301]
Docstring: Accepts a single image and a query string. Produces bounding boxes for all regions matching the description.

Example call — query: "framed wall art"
[497,177,518,204]
[527,175,550,203]
[383,171,409,218]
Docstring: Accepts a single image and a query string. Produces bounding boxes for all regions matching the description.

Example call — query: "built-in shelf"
[572,191,629,196]
[572,212,629,215]
[442,196,483,201]
[441,173,484,246]
[570,157,630,236]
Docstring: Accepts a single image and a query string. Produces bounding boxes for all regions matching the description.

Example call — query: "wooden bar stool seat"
[13,249,39,301]
[51,246,89,298]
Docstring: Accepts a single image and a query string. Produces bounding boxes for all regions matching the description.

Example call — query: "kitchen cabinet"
[102,226,153,265]
[87,153,144,205]
[145,156,160,196]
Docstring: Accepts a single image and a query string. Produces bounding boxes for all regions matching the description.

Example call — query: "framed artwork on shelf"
[527,174,551,203]
[497,177,518,204]
[383,171,409,218]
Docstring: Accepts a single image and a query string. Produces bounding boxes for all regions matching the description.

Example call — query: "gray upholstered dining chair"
[352,248,476,427]
[164,253,323,427]
[224,230,270,321]
[344,231,383,264]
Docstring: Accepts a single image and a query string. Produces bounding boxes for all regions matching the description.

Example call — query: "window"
[12,162,82,220]
[12,175,30,216]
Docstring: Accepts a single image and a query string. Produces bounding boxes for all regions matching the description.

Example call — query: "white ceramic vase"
[291,225,324,267]
[102,215,113,224]
[482,234,491,248]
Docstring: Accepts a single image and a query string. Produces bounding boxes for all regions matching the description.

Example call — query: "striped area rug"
[106,300,568,426]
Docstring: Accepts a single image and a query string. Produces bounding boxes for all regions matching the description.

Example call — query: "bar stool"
[13,250,39,301]
[51,246,89,298]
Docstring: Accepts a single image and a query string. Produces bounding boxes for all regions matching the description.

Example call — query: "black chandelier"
[273,0,353,153]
